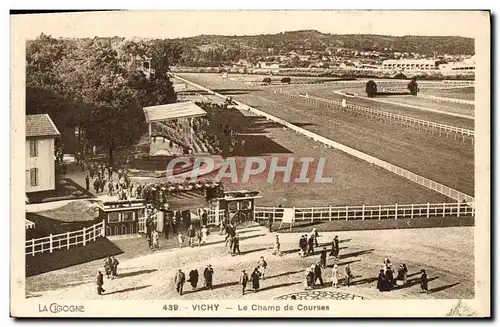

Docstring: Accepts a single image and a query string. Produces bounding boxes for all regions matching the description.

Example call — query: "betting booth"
[212,190,261,225]
[98,199,146,236]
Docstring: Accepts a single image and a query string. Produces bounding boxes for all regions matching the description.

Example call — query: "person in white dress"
[201,225,208,245]
[331,264,340,288]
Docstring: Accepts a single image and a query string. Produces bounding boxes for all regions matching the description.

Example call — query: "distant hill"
[167,30,474,66]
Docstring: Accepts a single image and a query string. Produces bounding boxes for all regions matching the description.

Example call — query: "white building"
[25,114,60,193]
[382,59,440,71]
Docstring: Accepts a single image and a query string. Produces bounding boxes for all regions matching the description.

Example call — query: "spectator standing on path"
[320,247,327,268]
[104,257,112,279]
[188,269,199,290]
[331,264,340,288]
[307,234,315,255]
[272,235,282,256]
[187,225,196,247]
[313,262,324,287]
[311,228,319,247]
[201,210,208,227]
[204,265,214,290]
[175,269,186,296]
[329,235,340,260]
[164,219,171,240]
[377,269,385,292]
[232,234,241,255]
[152,230,159,250]
[92,145,97,158]
[240,270,249,295]
[345,263,353,287]
[111,257,119,279]
[420,269,429,293]
[251,267,261,292]
[85,175,90,192]
[258,256,268,280]
[201,225,209,246]
[96,271,105,295]
[177,232,185,248]
[268,214,273,233]
[299,235,307,257]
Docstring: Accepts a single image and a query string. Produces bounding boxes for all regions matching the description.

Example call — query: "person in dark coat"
[345,263,353,287]
[240,270,249,295]
[313,261,324,287]
[175,269,186,295]
[299,235,307,257]
[251,267,261,292]
[306,268,315,289]
[188,269,199,290]
[329,235,340,259]
[204,265,214,290]
[232,235,241,255]
[385,268,394,291]
[164,218,171,240]
[96,271,105,295]
[420,269,429,293]
[268,214,273,232]
[319,247,327,268]
[377,269,385,292]
[85,175,90,191]
[307,234,315,255]
[111,257,119,279]
[201,210,208,227]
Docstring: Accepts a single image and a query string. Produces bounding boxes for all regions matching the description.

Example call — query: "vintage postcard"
[10,10,490,318]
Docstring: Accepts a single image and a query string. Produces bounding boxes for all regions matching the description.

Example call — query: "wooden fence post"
[426,202,430,218]
[345,205,349,221]
[93,224,97,241]
[83,227,87,246]
[102,220,106,237]
[311,207,314,222]
[457,200,460,217]
[67,232,70,249]
[379,205,382,220]
[329,205,332,221]
[31,240,35,256]
[411,204,414,219]
[442,203,446,217]
[394,203,398,220]
[362,205,365,220]
[49,234,53,253]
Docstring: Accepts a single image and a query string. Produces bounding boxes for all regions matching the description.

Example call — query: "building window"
[29,140,38,157]
[240,200,252,210]
[122,211,135,222]
[108,212,120,223]
[29,168,38,186]
[228,202,238,211]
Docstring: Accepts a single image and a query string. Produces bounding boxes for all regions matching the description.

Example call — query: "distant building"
[25,114,60,193]
[382,59,440,71]
[258,62,281,70]
[439,59,475,75]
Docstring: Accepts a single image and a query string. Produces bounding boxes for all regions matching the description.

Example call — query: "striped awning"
[143,101,206,123]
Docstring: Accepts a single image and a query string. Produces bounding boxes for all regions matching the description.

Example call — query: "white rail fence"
[254,202,474,222]
[171,74,475,204]
[26,221,105,256]
[418,94,474,106]
[275,89,475,141]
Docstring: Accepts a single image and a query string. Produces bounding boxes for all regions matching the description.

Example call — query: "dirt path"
[27,225,474,300]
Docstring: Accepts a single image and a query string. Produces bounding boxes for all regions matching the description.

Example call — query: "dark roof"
[26,114,60,138]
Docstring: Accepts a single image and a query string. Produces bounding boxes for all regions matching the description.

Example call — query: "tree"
[407,76,419,96]
[262,77,272,85]
[281,77,291,84]
[365,80,378,98]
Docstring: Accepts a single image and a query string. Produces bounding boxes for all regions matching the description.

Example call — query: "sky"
[11,10,487,40]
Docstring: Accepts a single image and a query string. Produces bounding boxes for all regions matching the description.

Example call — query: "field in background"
[176,73,474,196]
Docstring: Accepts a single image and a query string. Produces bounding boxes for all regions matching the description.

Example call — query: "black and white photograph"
[10,10,490,318]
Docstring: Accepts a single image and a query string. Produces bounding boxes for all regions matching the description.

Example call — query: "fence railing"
[25,221,105,256]
[254,202,474,222]
[171,74,475,204]
[275,89,474,141]
[418,94,475,106]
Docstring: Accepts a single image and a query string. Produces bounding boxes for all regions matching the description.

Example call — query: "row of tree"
[26,34,177,163]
